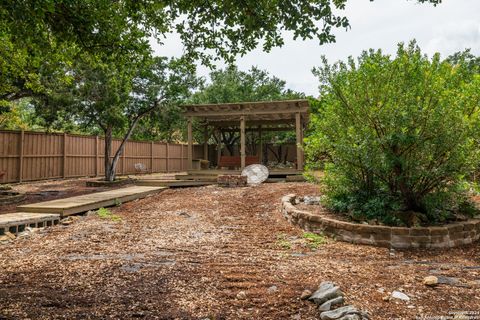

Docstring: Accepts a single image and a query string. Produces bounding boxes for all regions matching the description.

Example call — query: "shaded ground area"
[0,183,479,319]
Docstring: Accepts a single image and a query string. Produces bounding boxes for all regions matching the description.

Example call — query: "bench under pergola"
[183,99,309,171]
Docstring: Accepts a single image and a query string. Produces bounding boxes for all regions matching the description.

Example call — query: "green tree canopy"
[306,42,480,226]
[33,54,198,181]
[0,0,442,107]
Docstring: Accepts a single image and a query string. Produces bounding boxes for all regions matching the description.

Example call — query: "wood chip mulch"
[0,182,479,319]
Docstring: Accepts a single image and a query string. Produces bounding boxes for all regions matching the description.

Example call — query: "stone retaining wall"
[281,194,480,249]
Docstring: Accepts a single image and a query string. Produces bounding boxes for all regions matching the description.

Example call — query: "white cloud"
[151,0,480,97]
[425,20,480,56]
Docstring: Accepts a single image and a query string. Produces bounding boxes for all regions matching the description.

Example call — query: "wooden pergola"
[183,99,309,171]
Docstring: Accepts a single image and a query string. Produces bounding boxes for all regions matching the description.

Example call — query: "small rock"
[309,281,342,305]
[17,231,31,238]
[423,276,438,287]
[436,276,461,286]
[376,287,385,293]
[291,314,301,320]
[85,210,96,217]
[236,291,247,300]
[60,218,74,225]
[318,296,344,311]
[391,290,410,301]
[267,285,278,294]
[454,213,468,221]
[407,305,415,309]
[320,305,358,320]
[382,295,390,302]
[303,196,321,205]
[300,289,312,300]
[177,211,191,218]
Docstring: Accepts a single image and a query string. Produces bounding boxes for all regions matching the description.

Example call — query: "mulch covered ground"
[0,182,479,319]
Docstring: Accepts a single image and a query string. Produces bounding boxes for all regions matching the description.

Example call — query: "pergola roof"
[184,99,308,170]
[183,99,309,127]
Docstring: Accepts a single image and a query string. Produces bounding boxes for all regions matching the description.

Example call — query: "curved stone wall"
[281,194,480,249]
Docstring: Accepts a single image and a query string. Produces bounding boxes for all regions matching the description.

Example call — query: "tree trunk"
[104,126,114,181]
[392,155,422,212]
[283,148,288,164]
[106,116,143,182]
[262,143,268,165]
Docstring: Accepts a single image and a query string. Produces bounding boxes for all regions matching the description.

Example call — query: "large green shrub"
[306,42,480,226]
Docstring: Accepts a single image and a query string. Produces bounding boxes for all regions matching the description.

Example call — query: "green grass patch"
[275,233,292,250]
[302,232,327,249]
[97,207,122,222]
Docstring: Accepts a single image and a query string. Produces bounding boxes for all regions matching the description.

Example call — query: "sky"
[153,0,480,97]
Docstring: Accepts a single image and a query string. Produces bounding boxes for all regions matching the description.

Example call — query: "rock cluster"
[304,281,369,320]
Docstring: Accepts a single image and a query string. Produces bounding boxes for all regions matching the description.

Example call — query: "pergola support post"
[258,125,263,164]
[295,112,304,171]
[187,116,193,170]
[240,116,246,169]
[203,124,209,161]
[214,128,221,167]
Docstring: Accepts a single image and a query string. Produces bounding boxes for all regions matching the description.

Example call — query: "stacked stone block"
[281,194,480,249]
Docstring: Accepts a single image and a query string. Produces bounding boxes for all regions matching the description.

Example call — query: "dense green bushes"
[306,42,480,226]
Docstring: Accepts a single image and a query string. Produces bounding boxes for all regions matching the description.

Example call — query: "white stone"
[391,290,410,301]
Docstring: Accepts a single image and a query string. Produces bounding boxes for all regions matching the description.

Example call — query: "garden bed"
[281,194,480,249]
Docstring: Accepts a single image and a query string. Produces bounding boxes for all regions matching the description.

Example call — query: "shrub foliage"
[306,42,480,226]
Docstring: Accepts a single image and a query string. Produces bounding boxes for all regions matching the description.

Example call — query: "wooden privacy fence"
[0,130,204,183]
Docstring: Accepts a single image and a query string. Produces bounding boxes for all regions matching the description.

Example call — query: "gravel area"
[0,182,479,319]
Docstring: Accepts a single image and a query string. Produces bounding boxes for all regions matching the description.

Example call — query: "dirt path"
[0,183,479,319]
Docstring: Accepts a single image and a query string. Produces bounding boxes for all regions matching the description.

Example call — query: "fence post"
[122,143,126,174]
[95,136,99,177]
[165,143,169,173]
[180,144,184,171]
[150,141,154,173]
[63,133,67,178]
[18,130,24,183]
